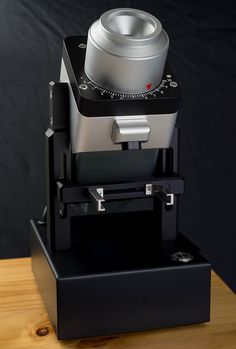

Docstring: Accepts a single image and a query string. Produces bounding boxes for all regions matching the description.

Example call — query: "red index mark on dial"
[146,83,152,91]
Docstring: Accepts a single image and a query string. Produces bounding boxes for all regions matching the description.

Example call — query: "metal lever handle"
[111,118,150,144]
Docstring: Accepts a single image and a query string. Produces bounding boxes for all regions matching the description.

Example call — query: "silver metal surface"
[60,59,177,154]
[84,8,169,94]
[171,252,194,263]
[111,118,150,144]
[89,188,105,212]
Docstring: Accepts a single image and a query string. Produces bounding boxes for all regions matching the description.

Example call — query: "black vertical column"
[160,127,180,241]
[46,82,71,250]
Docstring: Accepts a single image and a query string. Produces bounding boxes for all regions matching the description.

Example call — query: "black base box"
[31,219,211,340]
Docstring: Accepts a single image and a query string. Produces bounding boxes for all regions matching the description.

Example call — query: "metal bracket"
[88,188,105,212]
[145,184,174,206]
[166,193,174,206]
[145,184,153,196]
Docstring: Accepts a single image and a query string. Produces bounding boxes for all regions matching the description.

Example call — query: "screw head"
[78,43,87,49]
[170,81,178,88]
[171,251,194,263]
[79,84,88,90]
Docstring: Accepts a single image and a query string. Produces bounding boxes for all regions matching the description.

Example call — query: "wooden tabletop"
[0,258,236,349]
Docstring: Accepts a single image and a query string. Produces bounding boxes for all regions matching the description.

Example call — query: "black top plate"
[62,36,181,117]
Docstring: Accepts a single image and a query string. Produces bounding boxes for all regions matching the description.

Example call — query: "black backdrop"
[0,0,236,291]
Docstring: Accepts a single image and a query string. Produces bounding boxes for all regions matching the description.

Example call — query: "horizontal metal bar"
[57,176,184,205]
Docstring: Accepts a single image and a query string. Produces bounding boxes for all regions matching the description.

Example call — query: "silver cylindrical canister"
[84,8,169,94]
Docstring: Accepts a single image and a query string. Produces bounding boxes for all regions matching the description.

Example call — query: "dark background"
[0,0,236,291]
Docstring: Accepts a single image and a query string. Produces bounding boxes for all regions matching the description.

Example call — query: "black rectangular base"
[31,219,211,340]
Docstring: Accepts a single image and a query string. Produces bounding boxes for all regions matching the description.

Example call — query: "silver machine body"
[59,8,179,183]
[60,59,177,154]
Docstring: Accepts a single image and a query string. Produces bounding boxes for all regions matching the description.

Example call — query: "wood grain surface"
[0,258,236,349]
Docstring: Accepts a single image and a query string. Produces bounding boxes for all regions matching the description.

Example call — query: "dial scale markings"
[79,75,178,99]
